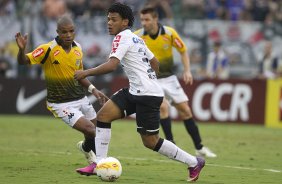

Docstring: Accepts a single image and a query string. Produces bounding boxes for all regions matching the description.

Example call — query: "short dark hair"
[140,7,158,18]
[108,3,134,28]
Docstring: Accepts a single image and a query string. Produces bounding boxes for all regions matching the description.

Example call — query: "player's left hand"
[74,70,87,80]
[183,71,193,85]
[92,88,109,105]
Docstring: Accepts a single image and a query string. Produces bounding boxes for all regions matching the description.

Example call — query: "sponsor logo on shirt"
[174,38,184,48]
[132,37,145,45]
[111,35,121,53]
[162,36,169,42]
[54,50,60,56]
[32,48,44,58]
[74,50,81,56]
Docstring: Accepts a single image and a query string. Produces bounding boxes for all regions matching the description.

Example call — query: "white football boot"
[77,141,96,164]
[196,147,217,158]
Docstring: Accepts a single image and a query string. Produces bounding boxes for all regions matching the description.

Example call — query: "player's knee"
[160,103,169,112]
[142,141,155,150]
[179,112,193,120]
[160,104,169,117]
[83,123,96,137]
[141,135,159,150]
[178,106,193,119]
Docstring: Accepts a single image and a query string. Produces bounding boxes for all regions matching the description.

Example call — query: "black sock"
[160,117,174,141]
[184,118,203,150]
[153,138,164,152]
[82,137,95,153]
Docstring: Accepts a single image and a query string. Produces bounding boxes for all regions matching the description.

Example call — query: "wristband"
[88,84,96,93]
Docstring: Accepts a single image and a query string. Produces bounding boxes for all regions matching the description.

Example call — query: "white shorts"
[157,75,188,104]
[47,96,97,127]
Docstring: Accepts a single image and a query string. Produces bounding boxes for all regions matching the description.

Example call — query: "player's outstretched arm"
[74,57,120,80]
[78,78,109,105]
[15,32,30,65]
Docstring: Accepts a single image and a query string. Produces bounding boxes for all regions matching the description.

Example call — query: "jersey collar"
[55,36,77,47]
[143,23,165,39]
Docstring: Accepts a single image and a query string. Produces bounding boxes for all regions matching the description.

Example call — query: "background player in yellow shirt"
[135,7,216,158]
[15,15,108,168]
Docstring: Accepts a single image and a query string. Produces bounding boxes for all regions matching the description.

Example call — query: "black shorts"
[111,88,163,135]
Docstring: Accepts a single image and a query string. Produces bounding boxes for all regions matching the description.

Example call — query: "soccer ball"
[96,157,122,182]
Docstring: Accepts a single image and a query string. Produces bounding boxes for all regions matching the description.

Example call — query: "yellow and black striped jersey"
[26,37,85,103]
[134,25,187,78]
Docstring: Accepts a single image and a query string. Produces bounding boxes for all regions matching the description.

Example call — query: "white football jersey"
[109,29,163,97]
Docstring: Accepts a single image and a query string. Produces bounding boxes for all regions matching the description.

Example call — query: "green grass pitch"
[0,115,281,183]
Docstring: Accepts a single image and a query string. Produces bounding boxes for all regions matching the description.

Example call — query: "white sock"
[95,127,111,163]
[158,139,197,167]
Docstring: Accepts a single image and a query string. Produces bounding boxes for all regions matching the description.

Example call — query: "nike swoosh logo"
[16,87,47,113]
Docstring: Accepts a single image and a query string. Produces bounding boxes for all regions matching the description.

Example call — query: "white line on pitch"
[1,148,281,173]
[117,156,282,173]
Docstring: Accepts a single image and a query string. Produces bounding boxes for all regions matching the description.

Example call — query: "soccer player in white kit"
[74,3,205,182]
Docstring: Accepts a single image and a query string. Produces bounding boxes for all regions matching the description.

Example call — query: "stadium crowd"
[1,0,282,79]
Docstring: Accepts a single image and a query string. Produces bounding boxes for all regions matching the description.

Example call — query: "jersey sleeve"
[26,44,50,65]
[170,28,187,53]
[109,34,130,61]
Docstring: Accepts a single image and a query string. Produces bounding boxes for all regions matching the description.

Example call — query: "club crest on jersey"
[32,48,44,58]
[74,50,81,56]
[53,50,60,56]
[174,38,184,48]
[76,59,81,67]
[163,44,169,50]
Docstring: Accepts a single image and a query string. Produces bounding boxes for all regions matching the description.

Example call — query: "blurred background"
[1,0,282,79]
[1,0,282,127]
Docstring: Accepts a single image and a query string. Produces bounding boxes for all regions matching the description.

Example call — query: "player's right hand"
[15,32,28,50]
[74,70,87,80]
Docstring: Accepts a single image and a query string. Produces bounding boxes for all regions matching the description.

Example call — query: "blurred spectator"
[89,0,113,16]
[144,0,174,25]
[226,0,245,21]
[0,41,19,78]
[42,0,67,19]
[252,0,270,21]
[66,0,88,18]
[205,0,228,20]
[257,40,281,79]
[0,0,15,16]
[206,41,230,79]
[0,47,10,77]
[268,0,282,23]
[180,0,205,20]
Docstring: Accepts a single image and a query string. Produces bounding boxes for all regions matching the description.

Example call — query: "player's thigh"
[109,88,136,117]
[159,75,188,104]
[173,101,192,117]
[80,96,97,121]
[47,99,86,127]
[97,99,123,122]
[135,96,163,135]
